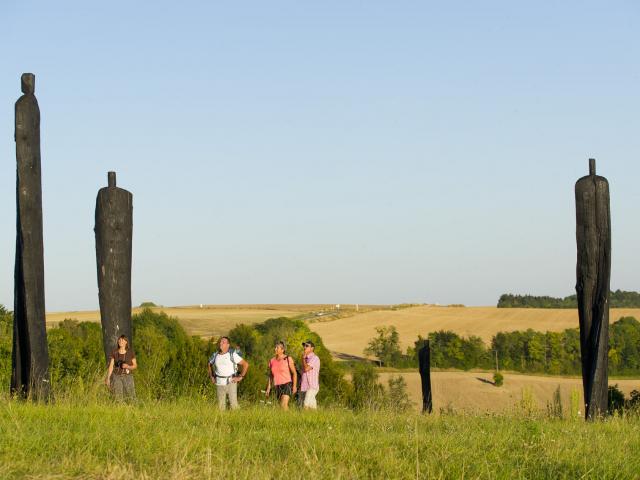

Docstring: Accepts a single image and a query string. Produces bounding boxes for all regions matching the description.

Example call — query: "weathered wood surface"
[575,158,610,419]
[418,341,433,413]
[94,172,133,362]
[12,73,51,399]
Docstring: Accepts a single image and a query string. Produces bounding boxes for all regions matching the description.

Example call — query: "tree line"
[365,317,640,375]
[497,290,640,308]
[0,306,410,410]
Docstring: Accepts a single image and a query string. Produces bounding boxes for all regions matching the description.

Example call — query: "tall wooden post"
[418,340,433,413]
[12,73,51,399]
[575,158,611,419]
[95,171,133,363]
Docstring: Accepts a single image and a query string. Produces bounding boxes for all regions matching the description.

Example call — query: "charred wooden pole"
[11,73,51,399]
[575,158,611,419]
[95,172,133,363]
[418,340,433,413]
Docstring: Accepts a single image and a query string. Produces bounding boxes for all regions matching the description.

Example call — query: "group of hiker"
[104,334,321,410]
[207,336,321,411]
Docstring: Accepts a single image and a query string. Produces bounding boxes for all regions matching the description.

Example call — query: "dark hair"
[275,340,286,352]
[118,335,129,351]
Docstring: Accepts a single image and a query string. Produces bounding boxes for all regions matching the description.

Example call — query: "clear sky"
[1,1,639,311]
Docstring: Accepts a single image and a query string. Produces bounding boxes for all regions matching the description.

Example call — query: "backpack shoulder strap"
[229,348,237,372]
[285,355,294,381]
[209,351,218,365]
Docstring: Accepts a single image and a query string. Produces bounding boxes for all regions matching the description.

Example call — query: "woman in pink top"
[265,341,298,410]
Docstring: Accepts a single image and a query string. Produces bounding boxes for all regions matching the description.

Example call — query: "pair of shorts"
[275,382,293,399]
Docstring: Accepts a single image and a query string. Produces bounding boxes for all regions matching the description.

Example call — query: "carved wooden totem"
[95,172,133,362]
[418,340,433,413]
[575,158,611,419]
[12,73,51,399]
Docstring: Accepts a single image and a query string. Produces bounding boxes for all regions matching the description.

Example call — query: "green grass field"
[1,398,639,479]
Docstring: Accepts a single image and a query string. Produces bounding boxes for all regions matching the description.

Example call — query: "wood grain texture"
[94,172,133,363]
[12,73,50,399]
[575,158,611,419]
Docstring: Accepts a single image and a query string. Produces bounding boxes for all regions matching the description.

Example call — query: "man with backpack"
[208,336,249,410]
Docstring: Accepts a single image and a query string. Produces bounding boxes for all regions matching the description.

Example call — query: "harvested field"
[311,305,640,358]
[379,370,640,414]
[46,306,303,337]
[46,304,386,337]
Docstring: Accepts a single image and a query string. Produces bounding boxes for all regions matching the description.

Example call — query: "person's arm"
[301,354,312,372]
[233,358,249,382]
[207,361,216,384]
[265,361,273,397]
[122,355,137,371]
[288,357,298,394]
[105,357,114,386]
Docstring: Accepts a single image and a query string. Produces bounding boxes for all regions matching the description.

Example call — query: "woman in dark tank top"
[105,335,137,400]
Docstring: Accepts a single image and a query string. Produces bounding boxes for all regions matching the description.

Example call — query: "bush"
[350,363,384,410]
[627,390,640,412]
[132,308,211,398]
[546,385,563,418]
[385,375,412,412]
[608,384,626,414]
[493,371,504,387]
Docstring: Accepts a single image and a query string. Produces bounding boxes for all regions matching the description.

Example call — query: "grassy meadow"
[1,398,640,479]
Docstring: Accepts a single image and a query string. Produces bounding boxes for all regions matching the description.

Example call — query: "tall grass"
[1,395,639,479]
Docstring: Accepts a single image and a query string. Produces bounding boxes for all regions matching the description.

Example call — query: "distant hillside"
[497,290,640,308]
[309,305,640,355]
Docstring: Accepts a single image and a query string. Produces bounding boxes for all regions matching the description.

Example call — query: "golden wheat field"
[46,304,385,337]
[379,371,640,413]
[310,305,640,358]
[46,305,303,337]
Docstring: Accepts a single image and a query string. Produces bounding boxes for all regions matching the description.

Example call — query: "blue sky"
[1,1,639,310]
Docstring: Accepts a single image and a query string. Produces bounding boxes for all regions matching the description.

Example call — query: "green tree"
[364,326,402,366]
